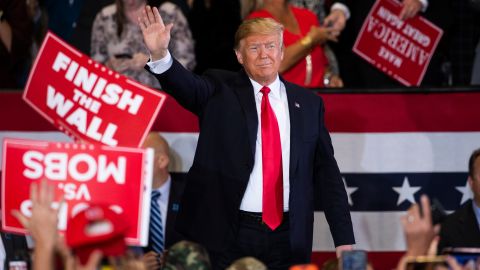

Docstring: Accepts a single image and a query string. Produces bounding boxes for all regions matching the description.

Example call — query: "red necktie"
[260,86,283,230]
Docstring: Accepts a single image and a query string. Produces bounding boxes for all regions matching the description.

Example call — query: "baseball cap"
[65,205,129,264]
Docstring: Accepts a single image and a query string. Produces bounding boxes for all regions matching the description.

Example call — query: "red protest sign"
[1,138,153,246]
[23,32,166,147]
[352,0,443,86]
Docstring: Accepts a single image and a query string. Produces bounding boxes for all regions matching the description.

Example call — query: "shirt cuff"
[418,0,428,12]
[146,51,173,74]
[331,3,350,20]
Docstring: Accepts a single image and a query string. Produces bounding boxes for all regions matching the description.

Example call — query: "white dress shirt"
[239,77,291,212]
[147,53,291,213]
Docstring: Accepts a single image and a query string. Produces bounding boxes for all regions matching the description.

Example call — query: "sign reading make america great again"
[1,138,154,246]
[23,32,166,147]
[353,0,443,86]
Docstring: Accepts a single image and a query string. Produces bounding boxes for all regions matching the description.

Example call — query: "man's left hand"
[399,0,423,20]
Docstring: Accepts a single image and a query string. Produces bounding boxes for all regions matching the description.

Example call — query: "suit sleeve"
[314,98,355,246]
[146,58,215,115]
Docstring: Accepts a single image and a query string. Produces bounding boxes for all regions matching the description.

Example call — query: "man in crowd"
[138,8,355,270]
[437,148,480,253]
[142,132,186,269]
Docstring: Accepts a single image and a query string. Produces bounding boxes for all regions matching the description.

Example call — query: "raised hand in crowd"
[395,195,473,270]
[307,25,337,45]
[400,194,439,257]
[323,9,347,38]
[138,6,172,61]
[399,0,424,20]
[12,180,61,270]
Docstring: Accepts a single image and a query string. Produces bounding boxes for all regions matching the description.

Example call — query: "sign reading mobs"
[353,0,443,86]
[1,138,153,246]
[23,32,166,147]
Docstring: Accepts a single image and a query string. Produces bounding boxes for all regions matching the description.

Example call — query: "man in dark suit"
[437,148,480,253]
[142,132,186,270]
[139,8,355,270]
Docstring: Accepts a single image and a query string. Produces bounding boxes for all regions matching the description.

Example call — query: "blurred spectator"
[290,0,342,84]
[329,0,456,88]
[157,0,196,71]
[70,0,114,54]
[448,0,480,86]
[395,195,477,270]
[141,132,186,270]
[437,148,480,254]
[188,0,242,74]
[472,40,480,85]
[13,180,146,270]
[0,0,33,89]
[41,0,86,42]
[163,240,211,270]
[149,0,190,17]
[470,0,480,85]
[247,0,343,88]
[91,0,159,88]
[226,257,267,270]
[91,0,195,88]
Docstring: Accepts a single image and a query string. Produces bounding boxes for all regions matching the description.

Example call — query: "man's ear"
[235,49,244,65]
[468,176,474,188]
[158,153,170,170]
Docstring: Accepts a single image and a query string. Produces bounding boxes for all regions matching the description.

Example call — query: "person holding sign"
[246,0,343,88]
[139,7,354,270]
[328,0,442,88]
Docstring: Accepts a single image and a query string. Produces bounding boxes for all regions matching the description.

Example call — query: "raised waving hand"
[138,5,173,61]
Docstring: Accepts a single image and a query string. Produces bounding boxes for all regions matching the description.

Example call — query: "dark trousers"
[210,212,292,270]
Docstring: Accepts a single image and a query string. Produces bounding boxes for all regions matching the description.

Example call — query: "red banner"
[23,32,166,147]
[352,0,443,86]
[1,138,153,246]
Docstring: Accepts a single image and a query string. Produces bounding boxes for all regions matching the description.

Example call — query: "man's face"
[235,33,284,85]
[469,156,480,204]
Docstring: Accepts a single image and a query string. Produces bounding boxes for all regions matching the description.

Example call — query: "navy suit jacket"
[148,59,354,263]
[438,201,480,253]
[145,173,186,252]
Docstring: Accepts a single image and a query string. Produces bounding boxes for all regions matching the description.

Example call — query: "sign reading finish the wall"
[353,0,443,86]
[23,32,166,147]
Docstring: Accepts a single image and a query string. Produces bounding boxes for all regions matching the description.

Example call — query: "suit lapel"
[233,70,258,157]
[284,81,300,178]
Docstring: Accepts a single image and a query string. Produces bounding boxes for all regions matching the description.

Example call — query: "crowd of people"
[0,0,480,89]
[5,141,480,269]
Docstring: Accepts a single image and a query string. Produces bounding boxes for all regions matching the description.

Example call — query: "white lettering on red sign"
[52,52,144,115]
[22,151,126,184]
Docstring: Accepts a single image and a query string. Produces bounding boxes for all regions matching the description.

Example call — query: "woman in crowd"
[246,0,342,88]
[91,0,195,88]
